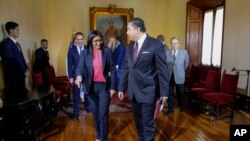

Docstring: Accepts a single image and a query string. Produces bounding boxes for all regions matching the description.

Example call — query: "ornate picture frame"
[90,4,134,46]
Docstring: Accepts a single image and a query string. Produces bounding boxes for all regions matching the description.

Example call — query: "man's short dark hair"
[130,17,146,33]
[40,39,48,43]
[5,21,19,34]
[157,35,164,42]
[114,35,122,42]
[75,32,84,38]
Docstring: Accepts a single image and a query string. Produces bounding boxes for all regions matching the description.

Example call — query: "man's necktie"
[45,50,49,59]
[16,42,21,51]
[173,49,176,61]
[133,42,138,63]
[79,46,83,55]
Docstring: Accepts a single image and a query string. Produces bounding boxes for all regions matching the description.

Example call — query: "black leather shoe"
[85,107,91,113]
[180,107,185,112]
[164,109,173,116]
[71,114,79,120]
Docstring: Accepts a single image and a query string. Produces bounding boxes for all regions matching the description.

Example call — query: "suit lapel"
[73,46,81,57]
[8,38,21,53]
[170,49,174,62]
[87,50,93,77]
[175,49,180,62]
[102,49,106,71]
[129,43,134,65]
[168,49,173,62]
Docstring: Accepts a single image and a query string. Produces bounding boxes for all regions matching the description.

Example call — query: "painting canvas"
[96,15,127,47]
[90,5,134,47]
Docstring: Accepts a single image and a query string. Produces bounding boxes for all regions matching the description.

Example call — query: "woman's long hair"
[86,30,104,52]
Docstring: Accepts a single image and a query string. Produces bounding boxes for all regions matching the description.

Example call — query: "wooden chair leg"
[215,104,220,122]
[231,103,235,122]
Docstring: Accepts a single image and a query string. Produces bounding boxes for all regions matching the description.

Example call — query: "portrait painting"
[90,4,134,47]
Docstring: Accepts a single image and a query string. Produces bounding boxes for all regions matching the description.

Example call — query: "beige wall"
[0,0,187,89]
[0,0,49,89]
[222,0,250,92]
[165,0,187,48]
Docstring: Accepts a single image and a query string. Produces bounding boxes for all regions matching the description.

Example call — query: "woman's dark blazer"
[76,47,116,94]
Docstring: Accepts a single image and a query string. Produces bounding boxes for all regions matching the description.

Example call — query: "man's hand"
[25,69,29,77]
[0,98,3,108]
[69,78,74,85]
[118,91,124,100]
[161,96,168,113]
[110,89,116,98]
[161,96,168,104]
[75,76,82,88]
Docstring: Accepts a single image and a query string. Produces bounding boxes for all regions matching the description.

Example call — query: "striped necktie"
[133,42,138,63]
[173,50,176,61]
[16,42,21,51]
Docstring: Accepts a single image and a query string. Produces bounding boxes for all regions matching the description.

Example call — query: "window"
[202,7,224,67]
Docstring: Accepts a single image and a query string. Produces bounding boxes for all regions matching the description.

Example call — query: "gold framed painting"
[90,4,134,46]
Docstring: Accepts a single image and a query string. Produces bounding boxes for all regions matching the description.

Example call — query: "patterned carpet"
[57,94,131,117]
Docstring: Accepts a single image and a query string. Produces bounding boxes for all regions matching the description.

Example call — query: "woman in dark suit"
[75,30,116,141]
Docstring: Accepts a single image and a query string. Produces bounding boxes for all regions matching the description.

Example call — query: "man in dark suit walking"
[67,32,89,119]
[157,34,169,50]
[118,17,169,141]
[112,35,126,89]
[0,21,28,92]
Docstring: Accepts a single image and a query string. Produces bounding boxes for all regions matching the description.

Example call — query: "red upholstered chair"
[186,65,211,93]
[45,66,69,85]
[44,66,71,103]
[190,70,221,112]
[202,70,239,122]
[191,66,210,88]
[32,72,44,86]
[191,70,221,99]
[185,65,201,91]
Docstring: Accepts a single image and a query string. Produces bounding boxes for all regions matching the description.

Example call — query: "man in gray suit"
[166,37,189,115]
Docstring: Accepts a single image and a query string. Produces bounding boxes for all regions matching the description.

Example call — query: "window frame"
[201,6,224,67]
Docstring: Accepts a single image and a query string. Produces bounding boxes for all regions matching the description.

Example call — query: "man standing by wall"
[33,39,51,84]
[167,37,189,115]
[157,34,169,50]
[0,21,28,93]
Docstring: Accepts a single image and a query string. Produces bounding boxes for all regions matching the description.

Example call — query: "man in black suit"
[157,34,169,50]
[118,17,169,141]
[33,39,51,84]
[0,21,28,92]
[112,35,126,90]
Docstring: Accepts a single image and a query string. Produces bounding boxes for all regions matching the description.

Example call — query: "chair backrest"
[200,66,210,82]
[220,71,239,95]
[189,65,201,81]
[45,66,56,84]
[32,72,44,85]
[205,70,221,90]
